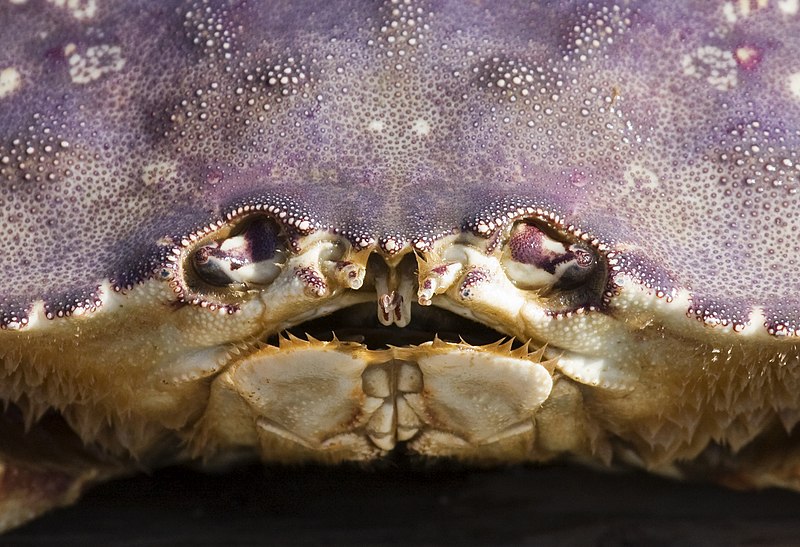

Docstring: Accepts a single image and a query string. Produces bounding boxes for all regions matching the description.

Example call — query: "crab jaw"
[178,219,627,462]
[197,336,555,459]
[189,242,563,460]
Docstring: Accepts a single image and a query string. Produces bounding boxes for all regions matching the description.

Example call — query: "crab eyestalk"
[502,222,599,293]
[192,217,287,287]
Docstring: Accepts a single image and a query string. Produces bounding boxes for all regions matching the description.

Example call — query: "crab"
[2,0,800,531]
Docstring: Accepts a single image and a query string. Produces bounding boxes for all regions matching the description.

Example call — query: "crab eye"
[501,221,601,293]
[191,216,288,287]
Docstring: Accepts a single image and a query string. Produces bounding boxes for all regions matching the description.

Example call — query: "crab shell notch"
[2,0,800,532]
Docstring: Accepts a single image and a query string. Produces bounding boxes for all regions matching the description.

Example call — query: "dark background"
[6,460,800,546]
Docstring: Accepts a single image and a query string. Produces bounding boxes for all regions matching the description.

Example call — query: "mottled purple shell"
[1,1,799,332]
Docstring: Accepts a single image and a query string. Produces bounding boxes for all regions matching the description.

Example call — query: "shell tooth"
[430,334,448,349]
[499,338,516,354]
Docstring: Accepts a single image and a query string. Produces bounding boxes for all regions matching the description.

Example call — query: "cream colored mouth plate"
[191,302,553,460]
[201,333,554,461]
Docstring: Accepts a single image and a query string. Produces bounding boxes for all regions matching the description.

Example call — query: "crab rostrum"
[1,0,800,531]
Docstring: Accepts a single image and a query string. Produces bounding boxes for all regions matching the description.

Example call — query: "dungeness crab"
[2,0,800,531]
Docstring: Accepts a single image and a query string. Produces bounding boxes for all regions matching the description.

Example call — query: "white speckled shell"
[1,1,799,333]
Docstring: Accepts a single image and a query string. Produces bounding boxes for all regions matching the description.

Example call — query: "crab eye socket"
[501,221,602,295]
[191,216,288,288]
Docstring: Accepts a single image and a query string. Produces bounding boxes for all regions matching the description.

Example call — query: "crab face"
[2,0,800,531]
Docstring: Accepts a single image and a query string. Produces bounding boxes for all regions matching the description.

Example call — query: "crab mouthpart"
[200,333,554,459]
[181,218,614,461]
[270,302,523,350]
[193,246,559,459]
